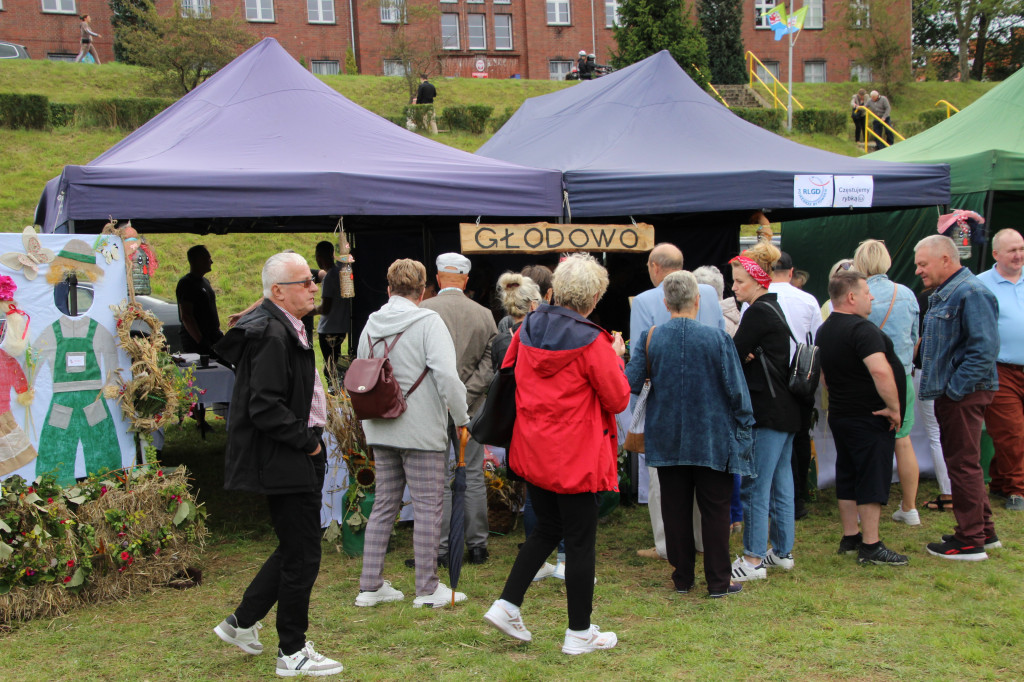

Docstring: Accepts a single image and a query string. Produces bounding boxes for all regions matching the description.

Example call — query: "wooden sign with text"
[460,222,654,254]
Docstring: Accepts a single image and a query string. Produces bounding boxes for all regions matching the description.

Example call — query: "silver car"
[0,41,30,59]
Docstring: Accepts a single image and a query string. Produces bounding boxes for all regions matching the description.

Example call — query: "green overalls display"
[36,317,120,486]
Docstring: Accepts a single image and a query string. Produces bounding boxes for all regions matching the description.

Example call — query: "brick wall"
[2,1,115,62]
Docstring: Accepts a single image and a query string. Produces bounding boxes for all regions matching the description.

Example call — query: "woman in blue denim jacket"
[626,271,754,598]
[855,239,921,526]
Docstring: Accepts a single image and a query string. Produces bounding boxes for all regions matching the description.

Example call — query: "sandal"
[925,496,953,511]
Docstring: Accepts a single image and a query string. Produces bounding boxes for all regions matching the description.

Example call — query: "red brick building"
[1,0,907,82]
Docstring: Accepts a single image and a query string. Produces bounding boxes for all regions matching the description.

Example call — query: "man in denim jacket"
[915,235,1001,561]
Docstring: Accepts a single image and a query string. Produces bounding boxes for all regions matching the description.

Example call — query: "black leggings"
[500,483,598,631]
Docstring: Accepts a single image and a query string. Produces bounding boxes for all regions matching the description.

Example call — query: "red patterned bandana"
[730,255,772,289]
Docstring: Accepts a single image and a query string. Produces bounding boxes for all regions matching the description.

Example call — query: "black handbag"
[468,365,517,446]
[757,302,821,402]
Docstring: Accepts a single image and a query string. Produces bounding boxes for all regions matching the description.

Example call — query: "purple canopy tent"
[36,38,562,233]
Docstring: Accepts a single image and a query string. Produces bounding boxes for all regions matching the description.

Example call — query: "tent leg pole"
[980,190,995,271]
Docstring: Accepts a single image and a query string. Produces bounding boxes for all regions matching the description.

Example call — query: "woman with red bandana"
[728,241,802,583]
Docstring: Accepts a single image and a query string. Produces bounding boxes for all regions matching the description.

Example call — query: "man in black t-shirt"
[816,270,908,567]
[176,245,223,357]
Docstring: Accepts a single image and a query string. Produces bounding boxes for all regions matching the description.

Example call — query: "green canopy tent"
[783,66,1024,302]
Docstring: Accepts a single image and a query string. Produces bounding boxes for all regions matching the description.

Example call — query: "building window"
[494,0,511,4]
[245,0,275,22]
[851,63,872,82]
[494,14,512,50]
[467,0,483,4]
[440,0,455,4]
[41,0,75,13]
[311,60,340,75]
[755,61,779,82]
[308,0,335,23]
[180,0,211,17]
[803,61,826,82]
[468,14,486,50]
[754,0,773,28]
[802,0,823,28]
[547,0,570,25]
[380,0,405,23]
[605,0,619,27]
[383,59,409,76]
[549,60,572,80]
[441,13,460,49]
[850,0,870,28]
[48,53,78,61]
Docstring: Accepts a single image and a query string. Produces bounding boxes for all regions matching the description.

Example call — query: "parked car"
[135,294,184,354]
[0,41,31,60]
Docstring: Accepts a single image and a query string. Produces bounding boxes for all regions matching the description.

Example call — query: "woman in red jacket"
[484,254,629,655]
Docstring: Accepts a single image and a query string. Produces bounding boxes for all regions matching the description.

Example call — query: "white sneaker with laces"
[276,641,343,677]
[892,505,921,526]
[533,562,557,581]
[483,600,532,641]
[763,548,795,570]
[561,624,618,655]
[354,580,405,607]
[730,555,767,582]
[214,615,263,655]
[412,581,467,608]
[552,560,566,580]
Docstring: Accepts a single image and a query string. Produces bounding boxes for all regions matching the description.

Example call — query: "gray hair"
[914,234,959,264]
[992,228,1022,251]
[552,253,609,313]
[663,270,700,313]
[692,265,724,300]
[262,252,309,297]
[496,272,541,318]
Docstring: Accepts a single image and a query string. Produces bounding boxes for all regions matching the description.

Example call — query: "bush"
[793,109,847,136]
[441,105,493,134]
[919,108,951,129]
[75,98,171,130]
[731,107,784,133]
[489,106,516,133]
[466,105,493,134]
[0,93,50,130]
[385,114,408,127]
[403,104,435,132]
[49,102,79,128]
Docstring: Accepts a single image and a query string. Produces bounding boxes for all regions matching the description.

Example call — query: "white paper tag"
[793,175,835,208]
[833,175,874,208]
[66,352,86,372]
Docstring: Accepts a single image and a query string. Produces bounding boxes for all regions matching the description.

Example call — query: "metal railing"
[935,99,960,118]
[857,105,905,153]
[745,51,804,111]
[693,64,730,108]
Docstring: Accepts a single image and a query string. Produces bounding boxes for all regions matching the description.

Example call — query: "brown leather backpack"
[344,331,428,420]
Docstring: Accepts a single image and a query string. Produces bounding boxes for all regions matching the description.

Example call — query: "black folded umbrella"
[447,427,469,606]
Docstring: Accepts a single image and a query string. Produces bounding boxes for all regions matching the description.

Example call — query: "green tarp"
[784,66,1024,303]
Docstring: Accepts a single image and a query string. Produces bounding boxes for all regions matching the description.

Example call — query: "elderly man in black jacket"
[212,252,343,678]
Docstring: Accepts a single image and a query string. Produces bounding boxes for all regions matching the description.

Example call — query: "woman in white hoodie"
[353,259,470,609]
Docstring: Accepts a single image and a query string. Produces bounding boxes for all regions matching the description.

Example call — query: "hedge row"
[731,107,784,133]
[793,109,847,136]
[0,93,171,130]
[441,105,494,134]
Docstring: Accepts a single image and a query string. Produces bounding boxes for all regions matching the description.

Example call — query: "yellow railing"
[935,99,960,118]
[745,51,804,111]
[693,63,730,108]
[858,105,905,153]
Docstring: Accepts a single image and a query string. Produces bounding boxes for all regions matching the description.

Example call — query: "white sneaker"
[552,560,566,580]
[892,505,921,526]
[276,641,343,677]
[763,548,795,570]
[214,615,263,655]
[561,624,618,655]
[483,600,532,641]
[354,580,405,607]
[730,555,767,582]
[412,581,467,608]
[533,562,557,581]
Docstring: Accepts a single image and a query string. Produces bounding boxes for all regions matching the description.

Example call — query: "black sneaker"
[837,532,862,555]
[926,537,988,561]
[857,542,909,566]
[941,533,1002,550]
[708,582,743,598]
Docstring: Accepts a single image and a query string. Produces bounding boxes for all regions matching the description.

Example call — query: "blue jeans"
[741,427,796,560]
[730,474,743,524]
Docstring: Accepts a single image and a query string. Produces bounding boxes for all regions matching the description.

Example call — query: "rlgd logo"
[798,176,832,206]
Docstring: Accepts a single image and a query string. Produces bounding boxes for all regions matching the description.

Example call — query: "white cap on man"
[579,50,587,56]
[436,252,471,274]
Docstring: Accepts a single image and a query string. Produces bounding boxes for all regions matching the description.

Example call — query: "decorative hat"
[436,252,471,274]
[46,238,105,285]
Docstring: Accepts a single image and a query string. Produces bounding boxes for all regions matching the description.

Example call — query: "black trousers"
[235,445,325,656]
[500,483,598,631]
[792,402,814,502]
[853,114,866,142]
[659,465,733,594]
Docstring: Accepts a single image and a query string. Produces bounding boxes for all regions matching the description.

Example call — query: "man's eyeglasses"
[277,278,315,289]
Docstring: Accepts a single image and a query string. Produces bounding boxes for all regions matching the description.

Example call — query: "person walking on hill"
[74,15,101,64]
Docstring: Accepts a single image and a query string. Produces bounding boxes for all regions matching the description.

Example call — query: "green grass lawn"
[1,419,1022,679]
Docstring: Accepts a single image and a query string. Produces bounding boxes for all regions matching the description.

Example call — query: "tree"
[915,0,1024,81]
[698,0,745,84]
[833,0,911,96]
[108,0,154,64]
[344,45,359,75]
[612,0,710,88]
[372,0,444,101]
[117,2,255,95]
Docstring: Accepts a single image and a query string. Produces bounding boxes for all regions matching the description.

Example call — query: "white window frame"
[494,0,511,5]
[467,0,483,4]
[803,60,826,83]
[494,14,512,50]
[245,0,275,22]
[547,0,570,25]
[850,63,872,82]
[41,0,76,13]
[441,13,460,50]
[180,0,211,18]
[383,59,408,76]
[850,0,870,28]
[549,59,572,80]
[802,0,823,29]
[380,0,405,23]
[756,61,780,82]
[754,0,773,28]
[468,14,487,50]
[311,60,340,75]
[307,0,336,23]
[605,0,619,27]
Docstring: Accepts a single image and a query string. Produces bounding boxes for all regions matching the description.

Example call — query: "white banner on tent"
[793,175,835,208]
[833,175,874,208]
